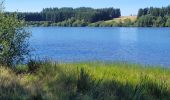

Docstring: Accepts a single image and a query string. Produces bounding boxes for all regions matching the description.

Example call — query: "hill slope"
[105,16,137,23]
[88,16,137,27]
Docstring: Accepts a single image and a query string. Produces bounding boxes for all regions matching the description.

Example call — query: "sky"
[5,0,170,16]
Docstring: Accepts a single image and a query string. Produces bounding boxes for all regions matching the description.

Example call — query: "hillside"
[88,16,137,27]
[105,16,137,23]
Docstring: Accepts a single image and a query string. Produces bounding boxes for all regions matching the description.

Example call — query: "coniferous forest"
[6,6,170,27]
[137,6,170,27]
[9,7,121,26]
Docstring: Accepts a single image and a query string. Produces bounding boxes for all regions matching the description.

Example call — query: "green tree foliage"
[137,9,143,18]
[165,17,170,27]
[137,6,170,18]
[13,7,121,23]
[137,15,155,27]
[53,18,88,27]
[123,19,132,27]
[137,5,170,27]
[154,16,165,27]
[0,12,30,66]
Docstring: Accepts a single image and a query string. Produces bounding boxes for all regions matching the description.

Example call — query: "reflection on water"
[119,28,137,44]
[30,27,170,67]
[118,28,138,59]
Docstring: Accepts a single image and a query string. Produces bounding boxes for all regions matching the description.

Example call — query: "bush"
[0,12,30,67]
[77,68,94,93]
[27,59,42,73]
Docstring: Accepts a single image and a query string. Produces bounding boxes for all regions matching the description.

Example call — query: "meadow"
[0,61,170,100]
[88,16,137,27]
[103,16,137,23]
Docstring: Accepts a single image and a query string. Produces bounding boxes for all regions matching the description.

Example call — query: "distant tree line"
[11,7,121,23]
[137,5,170,27]
[5,6,170,27]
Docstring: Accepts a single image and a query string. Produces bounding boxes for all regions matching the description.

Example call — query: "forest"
[12,7,121,22]
[88,5,170,27]
[137,5,170,27]
[5,7,120,27]
[6,6,170,27]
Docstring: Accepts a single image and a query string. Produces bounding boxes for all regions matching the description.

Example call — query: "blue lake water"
[30,27,170,67]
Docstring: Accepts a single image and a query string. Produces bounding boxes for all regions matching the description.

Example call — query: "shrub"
[0,12,30,67]
[77,68,94,93]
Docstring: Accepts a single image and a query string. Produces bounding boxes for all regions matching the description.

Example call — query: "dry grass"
[105,16,137,23]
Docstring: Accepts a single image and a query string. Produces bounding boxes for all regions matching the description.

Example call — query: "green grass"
[0,62,170,100]
[88,16,137,27]
[105,16,137,23]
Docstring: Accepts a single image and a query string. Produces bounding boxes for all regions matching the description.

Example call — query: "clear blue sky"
[5,0,170,16]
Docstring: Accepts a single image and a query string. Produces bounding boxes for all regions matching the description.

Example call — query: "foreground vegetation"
[0,1,170,99]
[0,61,170,100]
[0,1,30,67]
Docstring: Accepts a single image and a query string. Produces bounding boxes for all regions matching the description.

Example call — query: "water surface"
[30,27,170,67]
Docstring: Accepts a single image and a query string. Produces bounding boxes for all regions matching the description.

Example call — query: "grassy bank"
[105,16,137,23]
[26,16,138,27]
[0,62,170,100]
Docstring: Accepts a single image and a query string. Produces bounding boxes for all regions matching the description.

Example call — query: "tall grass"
[0,61,170,100]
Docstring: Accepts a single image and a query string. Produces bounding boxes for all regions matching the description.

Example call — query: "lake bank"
[1,62,170,99]
[26,16,137,27]
[25,16,138,27]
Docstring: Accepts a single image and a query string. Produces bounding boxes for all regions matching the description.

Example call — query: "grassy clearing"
[0,62,170,100]
[89,16,137,27]
[105,16,137,23]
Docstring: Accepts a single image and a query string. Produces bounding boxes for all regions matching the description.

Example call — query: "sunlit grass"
[105,16,137,23]
[0,62,170,100]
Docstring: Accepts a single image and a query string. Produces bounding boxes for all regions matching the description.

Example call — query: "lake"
[30,27,170,67]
